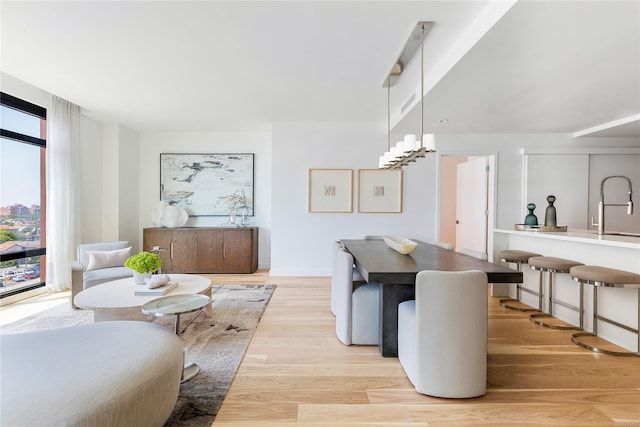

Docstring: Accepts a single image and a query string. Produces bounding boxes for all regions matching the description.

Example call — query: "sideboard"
[143,227,258,274]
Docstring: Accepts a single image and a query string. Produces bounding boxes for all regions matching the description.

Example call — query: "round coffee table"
[142,293,212,382]
[74,274,212,322]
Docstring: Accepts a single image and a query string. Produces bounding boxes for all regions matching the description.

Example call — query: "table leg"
[174,311,202,383]
[380,283,415,357]
[175,313,181,335]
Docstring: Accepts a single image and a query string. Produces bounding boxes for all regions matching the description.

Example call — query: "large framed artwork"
[358,168,403,213]
[160,153,254,216]
[308,169,353,213]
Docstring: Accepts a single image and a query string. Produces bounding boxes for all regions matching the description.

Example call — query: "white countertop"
[494,228,640,249]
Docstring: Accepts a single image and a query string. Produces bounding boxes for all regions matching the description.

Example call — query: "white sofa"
[0,321,184,427]
[70,241,133,308]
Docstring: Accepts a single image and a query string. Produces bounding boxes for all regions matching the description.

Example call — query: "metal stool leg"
[530,270,581,330]
[499,261,539,312]
[571,285,639,356]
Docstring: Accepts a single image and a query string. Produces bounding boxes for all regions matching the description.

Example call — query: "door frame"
[435,150,497,261]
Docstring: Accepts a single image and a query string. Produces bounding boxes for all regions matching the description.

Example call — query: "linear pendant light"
[379,22,436,169]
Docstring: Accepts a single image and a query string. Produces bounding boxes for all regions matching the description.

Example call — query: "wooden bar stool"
[498,250,542,312]
[528,256,584,330]
[569,265,640,357]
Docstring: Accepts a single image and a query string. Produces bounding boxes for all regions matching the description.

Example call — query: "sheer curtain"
[45,96,81,292]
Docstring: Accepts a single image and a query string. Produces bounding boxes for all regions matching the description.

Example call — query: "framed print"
[308,169,353,213]
[358,169,403,213]
[160,153,254,216]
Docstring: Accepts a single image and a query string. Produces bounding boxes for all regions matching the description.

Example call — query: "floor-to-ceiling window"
[0,92,47,304]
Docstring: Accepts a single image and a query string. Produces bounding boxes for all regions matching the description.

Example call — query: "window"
[0,92,47,301]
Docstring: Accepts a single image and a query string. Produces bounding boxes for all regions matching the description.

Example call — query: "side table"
[142,293,212,382]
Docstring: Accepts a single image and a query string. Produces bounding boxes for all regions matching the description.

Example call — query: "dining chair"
[456,247,488,260]
[398,270,488,397]
[331,241,364,316]
[334,248,380,345]
[435,241,453,250]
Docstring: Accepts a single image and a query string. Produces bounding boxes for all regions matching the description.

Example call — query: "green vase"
[544,195,557,227]
[524,203,538,226]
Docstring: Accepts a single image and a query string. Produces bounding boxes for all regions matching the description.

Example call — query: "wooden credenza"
[143,227,258,274]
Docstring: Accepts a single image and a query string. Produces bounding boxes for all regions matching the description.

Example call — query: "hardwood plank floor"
[210,272,639,426]
[2,271,637,425]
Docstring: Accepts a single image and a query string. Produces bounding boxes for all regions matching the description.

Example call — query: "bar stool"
[569,265,640,357]
[498,249,542,312]
[528,256,584,330]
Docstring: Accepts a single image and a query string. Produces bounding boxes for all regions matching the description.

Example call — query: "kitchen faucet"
[591,175,634,235]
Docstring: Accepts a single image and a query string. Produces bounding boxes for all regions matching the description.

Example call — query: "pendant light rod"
[420,23,425,148]
[387,76,391,151]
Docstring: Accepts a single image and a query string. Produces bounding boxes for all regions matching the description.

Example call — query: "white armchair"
[398,270,488,398]
[70,241,133,309]
[334,248,379,345]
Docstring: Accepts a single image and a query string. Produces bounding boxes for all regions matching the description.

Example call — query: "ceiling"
[1,1,639,138]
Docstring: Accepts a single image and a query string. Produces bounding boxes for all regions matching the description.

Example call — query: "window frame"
[0,92,47,298]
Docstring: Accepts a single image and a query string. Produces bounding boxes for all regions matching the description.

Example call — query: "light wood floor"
[2,272,638,426]
[210,271,639,426]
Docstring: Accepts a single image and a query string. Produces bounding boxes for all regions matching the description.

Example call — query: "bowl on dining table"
[383,235,418,254]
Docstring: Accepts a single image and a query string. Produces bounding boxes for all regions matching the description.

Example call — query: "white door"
[455,157,488,253]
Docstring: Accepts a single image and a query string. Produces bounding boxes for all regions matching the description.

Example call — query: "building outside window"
[0,92,47,304]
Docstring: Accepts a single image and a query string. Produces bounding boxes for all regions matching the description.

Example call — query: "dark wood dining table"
[341,238,523,357]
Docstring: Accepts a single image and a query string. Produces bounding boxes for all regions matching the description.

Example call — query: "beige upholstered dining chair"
[334,248,379,345]
[398,270,488,398]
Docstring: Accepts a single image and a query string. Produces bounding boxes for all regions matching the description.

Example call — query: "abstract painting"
[160,153,254,216]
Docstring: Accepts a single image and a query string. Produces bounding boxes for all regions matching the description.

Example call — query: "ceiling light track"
[379,21,436,169]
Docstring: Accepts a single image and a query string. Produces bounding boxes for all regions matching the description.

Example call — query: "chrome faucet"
[591,175,634,235]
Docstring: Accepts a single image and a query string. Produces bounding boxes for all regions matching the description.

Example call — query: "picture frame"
[358,169,403,213]
[160,153,254,216]
[308,169,353,213]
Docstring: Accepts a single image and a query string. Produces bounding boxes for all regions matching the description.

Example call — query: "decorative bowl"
[383,235,418,254]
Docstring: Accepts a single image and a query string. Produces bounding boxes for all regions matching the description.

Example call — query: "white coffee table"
[74,274,212,322]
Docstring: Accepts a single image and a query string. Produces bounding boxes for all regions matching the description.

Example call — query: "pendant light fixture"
[379,22,436,169]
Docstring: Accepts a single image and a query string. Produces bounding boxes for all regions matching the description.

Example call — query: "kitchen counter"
[493,228,639,352]
[494,228,640,250]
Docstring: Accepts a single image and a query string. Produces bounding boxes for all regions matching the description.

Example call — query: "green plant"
[124,251,162,273]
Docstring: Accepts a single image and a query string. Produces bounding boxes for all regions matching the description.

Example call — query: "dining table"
[341,238,523,357]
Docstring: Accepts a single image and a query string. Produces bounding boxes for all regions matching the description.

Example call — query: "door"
[455,157,488,253]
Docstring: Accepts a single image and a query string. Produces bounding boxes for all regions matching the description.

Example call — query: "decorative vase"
[544,195,557,227]
[228,206,237,225]
[133,271,152,285]
[240,205,249,226]
[524,203,538,226]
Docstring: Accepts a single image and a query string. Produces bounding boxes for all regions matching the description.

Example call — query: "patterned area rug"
[1,284,276,427]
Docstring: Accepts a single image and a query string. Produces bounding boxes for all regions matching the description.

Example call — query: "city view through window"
[0,99,47,297]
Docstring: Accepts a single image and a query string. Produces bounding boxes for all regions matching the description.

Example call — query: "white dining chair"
[456,247,488,260]
[331,241,364,316]
[334,248,380,345]
[398,270,488,398]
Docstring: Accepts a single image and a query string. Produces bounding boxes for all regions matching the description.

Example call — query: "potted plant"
[124,251,163,284]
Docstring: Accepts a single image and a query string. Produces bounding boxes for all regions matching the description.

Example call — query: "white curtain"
[45,96,81,292]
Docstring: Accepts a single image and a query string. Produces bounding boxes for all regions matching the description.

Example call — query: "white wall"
[4,73,639,277]
[270,122,437,276]
[137,131,272,268]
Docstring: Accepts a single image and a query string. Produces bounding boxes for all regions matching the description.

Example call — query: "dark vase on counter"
[544,195,557,227]
[525,203,538,226]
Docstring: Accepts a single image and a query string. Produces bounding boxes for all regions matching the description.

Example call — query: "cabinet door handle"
[170,242,174,259]
[222,242,225,260]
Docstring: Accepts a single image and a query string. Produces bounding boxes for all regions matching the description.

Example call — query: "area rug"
[0,284,276,427]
